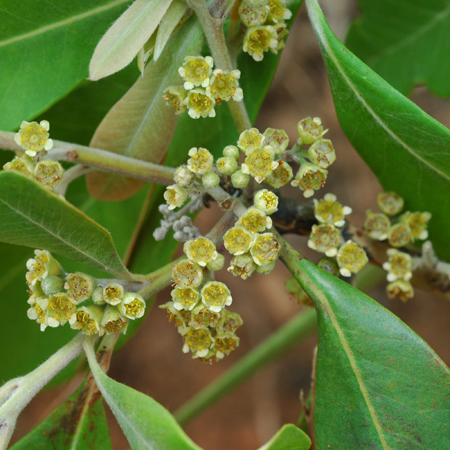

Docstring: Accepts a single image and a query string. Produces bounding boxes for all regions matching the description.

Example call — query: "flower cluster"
[239,0,292,61]
[163,56,243,119]
[160,238,243,362]
[308,193,367,277]
[226,190,280,279]
[291,117,335,198]
[364,191,431,301]
[26,250,144,335]
[5,120,64,188]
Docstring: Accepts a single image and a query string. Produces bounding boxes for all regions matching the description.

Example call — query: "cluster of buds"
[163,55,243,119]
[291,117,334,198]
[308,193,368,277]
[365,191,431,248]
[383,249,414,302]
[26,250,144,335]
[161,237,243,362]
[5,120,64,188]
[239,0,292,61]
[226,190,280,279]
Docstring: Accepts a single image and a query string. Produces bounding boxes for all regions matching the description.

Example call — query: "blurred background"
[11,1,450,449]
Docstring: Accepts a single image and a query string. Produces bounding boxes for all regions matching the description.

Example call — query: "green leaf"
[11,377,112,450]
[306,0,450,262]
[86,16,204,201]
[345,0,450,97]
[84,338,202,450]
[89,0,173,80]
[280,238,450,449]
[0,172,131,279]
[0,0,132,131]
[258,424,311,450]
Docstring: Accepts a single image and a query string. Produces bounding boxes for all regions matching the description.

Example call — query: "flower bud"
[237,207,272,233]
[70,305,104,335]
[237,128,265,154]
[266,160,293,188]
[162,86,188,115]
[202,172,220,189]
[364,210,390,241]
[239,1,270,26]
[291,163,327,198]
[183,89,216,119]
[388,223,411,247]
[14,120,53,157]
[254,189,278,215]
[174,165,195,187]
[400,211,431,241]
[241,146,278,183]
[172,260,203,288]
[308,224,341,257]
[263,128,289,154]
[207,69,243,102]
[313,193,352,227]
[317,257,340,277]
[171,287,200,311]
[386,279,414,302]
[118,292,146,319]
[224,226,255,255]
[223,145,240,160]
[207,253,225,271]
[201,281,232,313]
[187,147,214,174]
[243,26,278,61]
[297,117,327,145]
[382,249,413,282]
[227,253,257,280]
[41,275,64,296]
[34,161,64,186]
[255,260,276,274]
[65,272,95,303]
[103,283,124,306]
[250,233,280,266]
[178,56,214,90]
[231,170,250,188]
[377,191,404,215]
[336,240,368,277]
[216,156,238,175]
[101,305,129,334]
[307,139,336,169]
[92,286,106,305]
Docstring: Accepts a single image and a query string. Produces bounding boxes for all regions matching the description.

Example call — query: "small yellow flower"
[237,128,265,154]
[250,233,280,266]
[266,160,293,188]
[377,191,404,215]
[184,237,218,267]
[164,184,188,210]
[201,281,232,313]
[207,69,243,102]
[187,147,214,174]
[172,260,204,288]
[178,56,214,90]
[162,86,188,115]
[171,287,200,311]
[243,26,278,61]
[297,117,327,145]
[65,272,96,303]
[183,89,216,119]
[254,189,278,215]
[237,207,272,233]
[364,210,390,241]
[14,120,53,157]
[118,293,146,319]
[241,146,278,183]
[400,211,431,241]
[307,224,341,257]
[224,226,255,255]
[313,193,352,227]
[336,240,368,277]
[382,249,413,282]
[292,163,328,198]
[263,128,289,154]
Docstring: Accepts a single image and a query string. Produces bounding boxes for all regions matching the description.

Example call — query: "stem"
[54,165,94,196]
[0,333,84,450]
[174,308,317,425]
[185,0,251,132]
[0,131,175,186]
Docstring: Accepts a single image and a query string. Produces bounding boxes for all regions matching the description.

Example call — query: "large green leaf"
[0,172,131,279]
[84,338,202,450]
[346,0,450,97]
[306,0,450,262]
[11,377,112,450]
[86,15,204,201]
[258,424,310,450]
[0,0,132,131]
[280,238,450,449]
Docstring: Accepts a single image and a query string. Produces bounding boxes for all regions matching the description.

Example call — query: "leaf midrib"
[363,3,450,65]
[0,0,130,48]
[309,0,450,184]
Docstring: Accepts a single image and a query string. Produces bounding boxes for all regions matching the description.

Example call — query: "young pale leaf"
[0,0,132,131]
[89,0,173,81]
[84,338,202,450]
[258,424,311,450]
[306,0,450,262]
[280,238,450,449]
[346,0,450,97]
[11,378,112,450]
[0,172,131,279]
[86,16,204,201]
[154,0,187,62]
